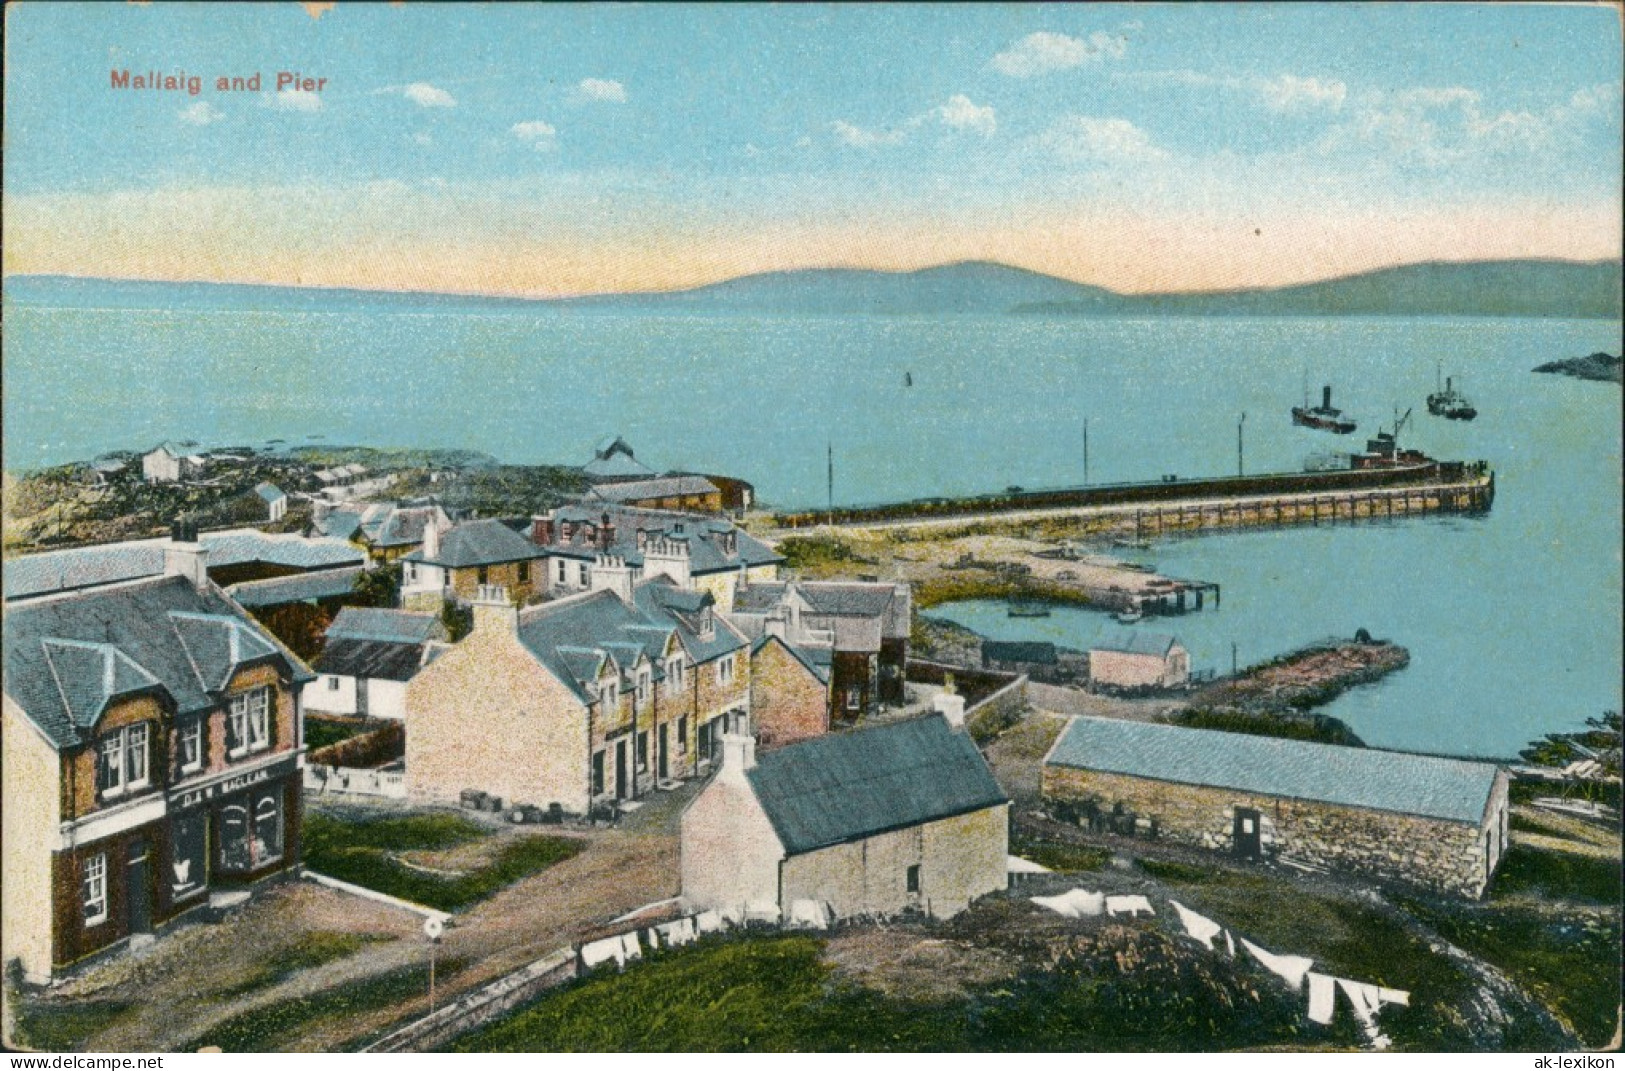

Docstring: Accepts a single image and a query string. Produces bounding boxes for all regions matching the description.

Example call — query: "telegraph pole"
[1083,418,1090,486]
[826,442,834,526]
[1237,412,1246,477]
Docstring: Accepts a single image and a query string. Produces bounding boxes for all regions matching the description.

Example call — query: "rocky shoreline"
[1533,351,1622,384]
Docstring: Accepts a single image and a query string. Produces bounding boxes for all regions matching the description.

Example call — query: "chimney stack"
[531,516,555,546]
[599,512,615,551]
[719,730,757,779]
[423,517,444,560]
[471,584,519,633]
[933,692,967,731]
[164,519,209,590]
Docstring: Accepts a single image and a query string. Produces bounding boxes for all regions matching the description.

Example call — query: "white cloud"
[1042,116,1166,162]
[936,94,996,136]
[264,89,323,113]
[511,120,557,149]
[1567,83,1621,114]
[1393,86,1480,109]
[178,101,223,126]
[1258,75,1346,112]
[412,132,434,146]
[992,30,1125,78]
[578,78,627,103]
[403,82,456,108]
[830,120,905,148]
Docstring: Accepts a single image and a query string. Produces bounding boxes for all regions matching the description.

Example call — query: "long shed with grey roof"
[1042,716,1511,899]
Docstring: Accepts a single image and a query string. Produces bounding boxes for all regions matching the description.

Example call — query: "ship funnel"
[1322,385,1332,410]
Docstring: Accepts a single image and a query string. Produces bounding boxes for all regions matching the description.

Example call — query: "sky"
[2,2,1621,296]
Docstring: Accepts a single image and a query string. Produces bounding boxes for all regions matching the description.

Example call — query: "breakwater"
[775,461,1494,532]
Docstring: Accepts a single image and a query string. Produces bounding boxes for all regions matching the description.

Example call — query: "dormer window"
[636,669,651,707]
[699,609,714,640]
[178,716,204,775]
[96,722,151,799]
[666,656,685,694]
[599,682,618,710]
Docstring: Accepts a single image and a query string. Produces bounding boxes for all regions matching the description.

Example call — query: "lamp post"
[423,916,444,1013]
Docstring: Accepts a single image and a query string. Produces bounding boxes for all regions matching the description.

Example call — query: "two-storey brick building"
[405,575,750,815]
[2,534,312,983]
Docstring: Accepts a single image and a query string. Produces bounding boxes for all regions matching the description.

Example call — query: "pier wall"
[777,465,1493,536]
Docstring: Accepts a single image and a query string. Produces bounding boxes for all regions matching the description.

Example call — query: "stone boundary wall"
[909,659,1028,741]
[1042,765,1494,900]
[364,946,577,1053]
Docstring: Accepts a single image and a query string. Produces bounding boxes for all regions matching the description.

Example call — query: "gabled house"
[399,518,546,609]
[405,575,750,815]
[354,503,451,563]
[748,634,832,749]
[2,532,313,983]
[681,714,1009,922]
[1088,629,1189,690]
[728,580,911,722]
[141,442,205,483]
[582,436,657,483]
[584,475,723,513]
[254,483,288,523]
[530,505,783,613]
[304,607,446,720]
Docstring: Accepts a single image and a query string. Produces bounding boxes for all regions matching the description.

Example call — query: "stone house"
[405,577,750,815]
[1041,716,1511,899]
[1088,629,1190,690]
[680,714,1009,921]
[728,580,911,721]
[2,532,312,983]
[303,607,446,720]
[748,634,832,749]
[140,441,204,483]
[530,505,783,613]
[400,518,546,609]
[254,482,288,523]
[584,475,723,513]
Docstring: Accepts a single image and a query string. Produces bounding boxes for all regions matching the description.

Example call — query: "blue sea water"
[3,291,1619,757]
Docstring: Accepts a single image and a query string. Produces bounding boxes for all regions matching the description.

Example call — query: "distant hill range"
[7,257,1620,318]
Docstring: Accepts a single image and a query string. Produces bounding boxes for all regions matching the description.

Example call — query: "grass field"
[303,811,584,913]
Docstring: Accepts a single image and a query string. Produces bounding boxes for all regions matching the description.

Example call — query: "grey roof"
[358,504,445,548]
[586,475,720,503]
[731,581,909,643]
[514,578,745,704]
[1090,628,1180,658]
[746,714,1007,855]
[313,509,363,542]
[325,606,445,644]
[226,566,365,607]
[543,505,783,575]
[798,583,899,618]
[254,482,287,503]
[4,531,365,602]
[983,640,1058,665]
[313,638,427,682]
[408,518,544,568]
[1046,716,1503,826]
[732,582,791,614]
[582,436,656,481]
[4,576,313,749]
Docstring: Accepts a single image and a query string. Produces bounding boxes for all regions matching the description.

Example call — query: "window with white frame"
[578,563,590,586]
[599,681,617,711]
[96,723,151,798]
[178,717,203,775]
[228,688,272,757]
[82,853,107,925]
[557,559,567,583]
[666,656,685,694]
[717,655,735,685]
[636,669,651,708]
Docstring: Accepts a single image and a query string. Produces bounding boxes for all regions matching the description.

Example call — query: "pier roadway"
[815,471,1493,540]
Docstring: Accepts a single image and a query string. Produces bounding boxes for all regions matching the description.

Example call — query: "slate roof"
[226,566,365,607]
[513,577,745,703]
[798,583,899,618]
[1090,628,1180,658]
[983,640,1059,665]
[1045,716,1503,826]
[3,531,366,602]
[731,581,909,642]
[4,576,313,749]
[313,638,426,682]
[313,509,363,542]
[325,606,445,644]
[746,714,1007,855]
[542,505,783,575]
[751,634,832,683]
[254,482,287,504]
[585,475,720,503]
[407,518,544,568]
[582,436,656,482]
[357,504,445,548]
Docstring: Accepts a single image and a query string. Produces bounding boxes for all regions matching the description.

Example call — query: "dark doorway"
[356,677,369,717]
[615,740,628,800]
[658,724,669,780]
[126,839,152,934]
[1233,807,1262,860]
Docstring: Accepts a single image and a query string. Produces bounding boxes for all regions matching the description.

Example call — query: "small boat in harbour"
[1008,601,1051,618]
[1292,383,1358,434]
[1427,365,1477,421]
[1113,608,1143,624]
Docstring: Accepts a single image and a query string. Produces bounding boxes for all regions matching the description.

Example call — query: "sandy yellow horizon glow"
[3,186,1619,298]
